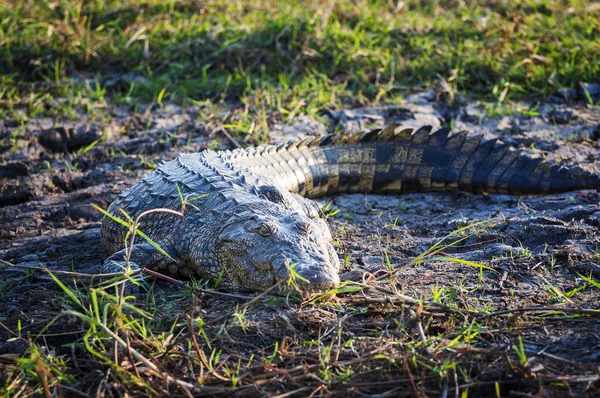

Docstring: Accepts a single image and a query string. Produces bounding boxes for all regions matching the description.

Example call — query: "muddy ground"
[1,92,599,396]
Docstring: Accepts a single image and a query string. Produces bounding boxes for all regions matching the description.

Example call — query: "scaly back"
[222,124,600,197]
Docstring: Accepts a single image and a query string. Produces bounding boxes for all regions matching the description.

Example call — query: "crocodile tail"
[224,125,600,198]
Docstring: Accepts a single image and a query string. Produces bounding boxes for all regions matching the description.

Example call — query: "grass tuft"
[1,0,599,122]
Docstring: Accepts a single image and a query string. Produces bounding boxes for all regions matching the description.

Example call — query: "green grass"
[2,1,600,395]
[1,0,599,124]
[2,208,600,396]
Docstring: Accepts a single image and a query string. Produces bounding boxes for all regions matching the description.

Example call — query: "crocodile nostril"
[297,221,311,235]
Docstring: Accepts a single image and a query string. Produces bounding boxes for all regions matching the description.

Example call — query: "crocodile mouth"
[275,263,340,294]
[249,259,275,276]
[274,282,338,299]
[304,286,337,295]
[219,240,249,256]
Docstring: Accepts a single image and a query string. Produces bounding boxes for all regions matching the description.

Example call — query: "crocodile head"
[214,203,340,294]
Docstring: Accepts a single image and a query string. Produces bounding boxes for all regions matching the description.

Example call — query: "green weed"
[1,0,599,125]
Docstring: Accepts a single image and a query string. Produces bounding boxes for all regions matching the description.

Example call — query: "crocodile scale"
[101,124,600,293]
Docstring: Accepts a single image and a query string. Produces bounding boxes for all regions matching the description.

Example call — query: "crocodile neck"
[221,125,599,197]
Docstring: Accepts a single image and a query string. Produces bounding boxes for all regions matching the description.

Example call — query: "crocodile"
[101,124,600,293]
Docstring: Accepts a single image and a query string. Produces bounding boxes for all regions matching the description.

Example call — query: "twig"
[126,333,141,380]
[0,320,17,336]
[361,285,476,318]
[459,375,599,389]
[142,268,186,286]
[188,297,229,382]
[0,270,59,282]
[2,259,254,301]
[143,268,254,300]
[54,385,90,398]
[215,126,242,149]
[330,377,426,389]
[192,288,254,301]
[409,308,432,355]
[481,306,600,320]
[0,259,136,279]
[188,301,207,378]
[441,377,449,398]
[270,387,312,398]
[206,279,287,326]
[452,345,596,368]
[537,351,591,367]
[0,99,29,108]
[403,357,420,397]
[94,320,232,394]
[36,368,51,398]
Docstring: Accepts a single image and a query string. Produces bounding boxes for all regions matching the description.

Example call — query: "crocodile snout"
[274,251,340,292]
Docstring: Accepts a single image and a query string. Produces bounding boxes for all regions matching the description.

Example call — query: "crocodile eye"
[258,224,272,237]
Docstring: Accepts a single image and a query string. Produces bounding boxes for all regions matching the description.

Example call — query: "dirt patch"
[1,95,599,396]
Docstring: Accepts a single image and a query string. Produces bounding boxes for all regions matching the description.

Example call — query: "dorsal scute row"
[177,152,242,187]
[280,124,465,152]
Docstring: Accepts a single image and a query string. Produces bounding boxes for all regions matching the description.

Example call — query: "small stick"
[271,387,311,398]
[215,126,242,149]
[143,268,254,300]
[187,297,229,382]
[0,259,137,279]
[409,308,432,355]
[206,279,286,326]
[362,285,476,319]
[2,259,254,300]
[142,268,186,286]
[481,306,600,319]
[458,375,599,389]
[188,300,206,380]
[0,320,18,336]
[96,321,230,394]
[36,368,52,398]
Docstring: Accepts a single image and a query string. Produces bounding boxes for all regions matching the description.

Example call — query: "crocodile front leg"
[291,193,321,219]
[102,242,180,294]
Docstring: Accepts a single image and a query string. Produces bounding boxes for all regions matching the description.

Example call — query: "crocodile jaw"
[213,205,341,294]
